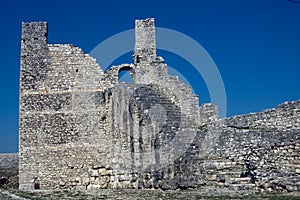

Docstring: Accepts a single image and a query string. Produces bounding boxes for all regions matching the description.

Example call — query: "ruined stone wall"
[133,18,199,135]
[19,22,112,190]
[225,100,300,131]
[182,128,298,192]
[19,19,300,193]
[169,101,300,192]
[107,83,182,188]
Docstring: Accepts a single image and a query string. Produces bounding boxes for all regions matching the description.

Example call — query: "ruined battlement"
[225,100,300,131]
[19,19,300,193]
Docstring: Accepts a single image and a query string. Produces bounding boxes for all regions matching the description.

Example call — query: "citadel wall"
[19,19,300,192]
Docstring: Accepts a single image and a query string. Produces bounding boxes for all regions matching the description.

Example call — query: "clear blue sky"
[0,0,299,153]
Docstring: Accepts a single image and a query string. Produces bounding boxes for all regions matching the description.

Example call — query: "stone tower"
[134,18,156,64]
[133,18,168,84]
[19,22,49,190]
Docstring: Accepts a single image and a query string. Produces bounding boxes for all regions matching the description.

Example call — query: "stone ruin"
[19,18,300,192]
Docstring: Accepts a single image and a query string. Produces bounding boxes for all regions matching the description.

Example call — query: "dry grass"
[2,188,300,200]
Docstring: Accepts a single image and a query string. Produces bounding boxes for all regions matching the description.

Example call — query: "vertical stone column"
[20,22,49,92]
[134,18,156,64]
[19,22,49,190]
[133,18,167,84]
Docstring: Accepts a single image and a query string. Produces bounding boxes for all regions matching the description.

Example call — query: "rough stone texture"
[18,18,300,193]
[225,101,300,131]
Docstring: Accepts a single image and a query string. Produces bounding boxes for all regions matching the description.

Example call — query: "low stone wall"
[194,128,300,192]
[178,100,300,192]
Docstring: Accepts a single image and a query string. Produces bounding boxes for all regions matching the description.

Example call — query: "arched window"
[118,65,135,83]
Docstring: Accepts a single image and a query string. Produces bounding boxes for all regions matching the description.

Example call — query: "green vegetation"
[0,168,18,178]
[0,168,18,189]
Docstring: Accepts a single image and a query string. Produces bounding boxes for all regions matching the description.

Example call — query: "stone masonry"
[19,18,300,193]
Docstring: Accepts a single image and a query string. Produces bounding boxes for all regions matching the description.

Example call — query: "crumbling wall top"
[134,18,156,64]
[21,22,48,42]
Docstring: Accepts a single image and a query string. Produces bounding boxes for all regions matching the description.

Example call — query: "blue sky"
[0,0,299,153]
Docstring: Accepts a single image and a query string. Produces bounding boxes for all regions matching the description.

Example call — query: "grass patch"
[0,168,18,177]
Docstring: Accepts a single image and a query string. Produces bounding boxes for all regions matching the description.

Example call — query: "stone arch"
[104,64,136,86]
[117,64,136,83]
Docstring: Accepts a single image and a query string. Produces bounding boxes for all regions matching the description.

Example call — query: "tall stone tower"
[19,22,50,190]
[133,18,168,84]
[134,18,156,64]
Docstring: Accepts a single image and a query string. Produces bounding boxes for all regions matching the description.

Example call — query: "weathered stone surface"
[18,18,300,194]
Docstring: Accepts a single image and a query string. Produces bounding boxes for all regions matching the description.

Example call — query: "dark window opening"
[34,183,40,189]
[135,55,140,63]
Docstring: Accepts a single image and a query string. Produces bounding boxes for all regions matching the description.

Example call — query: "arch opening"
[118,65,135,83]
